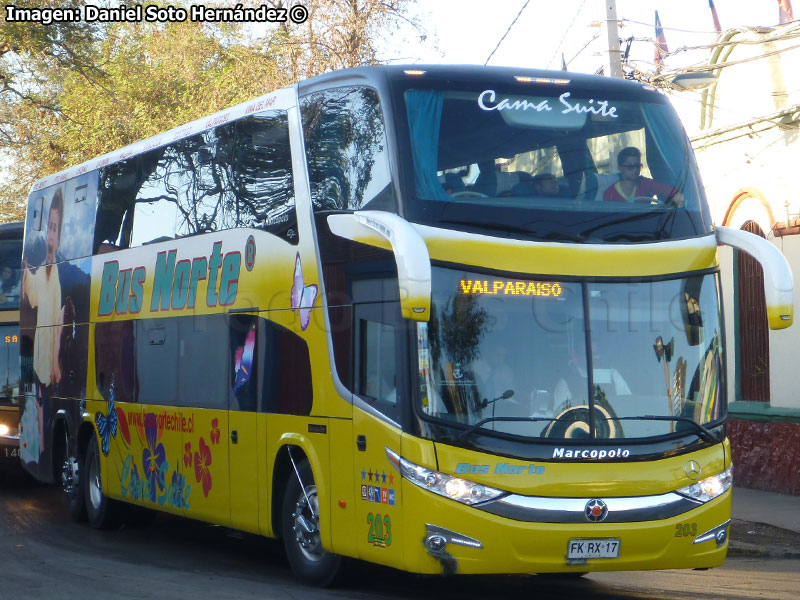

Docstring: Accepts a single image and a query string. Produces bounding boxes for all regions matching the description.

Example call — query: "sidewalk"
[729,486,800,558]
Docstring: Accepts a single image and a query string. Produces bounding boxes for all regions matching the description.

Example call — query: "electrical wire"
[565,30,601,68]
[485,0,531,66]
[546,0,589,69]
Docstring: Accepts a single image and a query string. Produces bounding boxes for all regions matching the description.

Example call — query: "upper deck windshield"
[416,268,724,443]
[401,81,712,243]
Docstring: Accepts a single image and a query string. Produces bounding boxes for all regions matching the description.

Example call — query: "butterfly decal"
[95,379,118,456]
[290,253,317,331]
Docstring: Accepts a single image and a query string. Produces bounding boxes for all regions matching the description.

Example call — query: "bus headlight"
[385,447,505,505]
[677,466,733,503]
[0,423,10,436]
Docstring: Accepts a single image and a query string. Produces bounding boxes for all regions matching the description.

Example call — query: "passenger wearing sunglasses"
[603,147,682,206]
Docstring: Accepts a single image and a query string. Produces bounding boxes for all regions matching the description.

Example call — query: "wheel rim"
[291,485,324,562]
[61,432,79,503]
[61,457,79,501]
[88,449,103,509]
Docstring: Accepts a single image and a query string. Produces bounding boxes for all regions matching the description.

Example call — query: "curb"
[728,541,800,560]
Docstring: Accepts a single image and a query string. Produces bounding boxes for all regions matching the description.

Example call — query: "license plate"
[567,538,620,559]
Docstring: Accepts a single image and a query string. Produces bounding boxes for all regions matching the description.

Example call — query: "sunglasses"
[621,163,642,169]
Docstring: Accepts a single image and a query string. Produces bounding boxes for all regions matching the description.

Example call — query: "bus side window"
[300,86,396,213]
[131,126,236,246]
[178,315,228,410]
[136,318,178,405]
[94,159,141,253]
[260,319,313,416]
[63,172,98,260]
[233,110,298,244]
[94,321,137,403]
[353,302,402,422]
[229,314,258,412]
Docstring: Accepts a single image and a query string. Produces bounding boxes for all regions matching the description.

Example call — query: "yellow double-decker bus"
[20,66,793,584]
[0,221,23,466]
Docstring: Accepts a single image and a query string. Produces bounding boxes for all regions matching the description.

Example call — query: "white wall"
[768,234,800,410]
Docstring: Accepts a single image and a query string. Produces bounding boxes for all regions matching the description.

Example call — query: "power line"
[622,18,720,35]
[547,0,589,69]
[566,30,601,67]
[485,0,531,66]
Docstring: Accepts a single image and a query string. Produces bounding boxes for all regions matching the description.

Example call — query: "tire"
[60,428,85,522]
[281,459,342,586]
[83,435,120,530]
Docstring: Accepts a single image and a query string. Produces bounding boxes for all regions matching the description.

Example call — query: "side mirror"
[328,211,431,321]
[716,226,793,329]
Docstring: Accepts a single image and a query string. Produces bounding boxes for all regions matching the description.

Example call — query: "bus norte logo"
[98,242,241,316]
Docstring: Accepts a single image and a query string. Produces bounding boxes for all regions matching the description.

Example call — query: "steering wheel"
[451,190,489,199]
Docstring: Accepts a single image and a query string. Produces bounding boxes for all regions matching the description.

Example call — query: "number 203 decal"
[367,513,392,547]
[675,522,698,537]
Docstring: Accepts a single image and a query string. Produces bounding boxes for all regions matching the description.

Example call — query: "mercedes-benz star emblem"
[685,460,702,480]
[585,499,608,522]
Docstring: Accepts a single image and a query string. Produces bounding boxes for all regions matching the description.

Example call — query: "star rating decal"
[359,466,396,506]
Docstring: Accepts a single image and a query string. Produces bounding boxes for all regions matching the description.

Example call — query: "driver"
[603,147,682,205]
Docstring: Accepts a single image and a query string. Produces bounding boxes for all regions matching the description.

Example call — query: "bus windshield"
[416,267,724,442]
[0,238,22,310]
[0,325,20,405]
[402,83,712,243]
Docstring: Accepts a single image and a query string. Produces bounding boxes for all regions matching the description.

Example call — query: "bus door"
[352,300,405,566]
[227,313,260,533]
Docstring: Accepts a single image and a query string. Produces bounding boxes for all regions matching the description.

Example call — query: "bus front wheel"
[281,459,342,586]
[83,436,119,529]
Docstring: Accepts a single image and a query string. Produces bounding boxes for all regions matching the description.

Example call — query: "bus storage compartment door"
[327,210,431,321]
[715,225,794,329]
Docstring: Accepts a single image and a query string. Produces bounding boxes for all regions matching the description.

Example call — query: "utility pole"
[602,0,623,78]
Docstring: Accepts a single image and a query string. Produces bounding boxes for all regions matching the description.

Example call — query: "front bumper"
[401,482,731,575]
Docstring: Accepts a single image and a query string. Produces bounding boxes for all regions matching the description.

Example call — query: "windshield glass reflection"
[402,86,711,243]
[417,268,723,441]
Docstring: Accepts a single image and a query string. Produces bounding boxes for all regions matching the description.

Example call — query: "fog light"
[426,535,447,552]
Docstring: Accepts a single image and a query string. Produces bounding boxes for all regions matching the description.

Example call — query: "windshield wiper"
[454,416,558,441]
[613,415,718,443]
[540,231,585,243]
[437,219,537,237]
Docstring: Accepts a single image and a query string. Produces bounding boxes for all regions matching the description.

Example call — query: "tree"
[0,0,423,223]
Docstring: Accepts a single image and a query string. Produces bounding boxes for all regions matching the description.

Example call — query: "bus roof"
[297,64,657,96]
[28,65,658,195]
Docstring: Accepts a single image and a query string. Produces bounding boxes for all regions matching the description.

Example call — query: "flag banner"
[709,0,722,33]
[654,11,669,67]
[778,0,795,24]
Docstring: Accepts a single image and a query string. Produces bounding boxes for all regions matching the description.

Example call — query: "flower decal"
[194,437,213,498]
[183,442,192,468]
[210,418,220,445]
[142,412,166,502]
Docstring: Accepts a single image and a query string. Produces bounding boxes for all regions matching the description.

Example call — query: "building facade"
[679,22,800,494]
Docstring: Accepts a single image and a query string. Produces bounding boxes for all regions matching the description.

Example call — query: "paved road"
[1,470,798,600]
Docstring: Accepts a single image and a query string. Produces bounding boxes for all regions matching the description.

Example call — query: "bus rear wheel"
[281,459,342,586]
[60,428,85,522]
[83,435,120,529]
